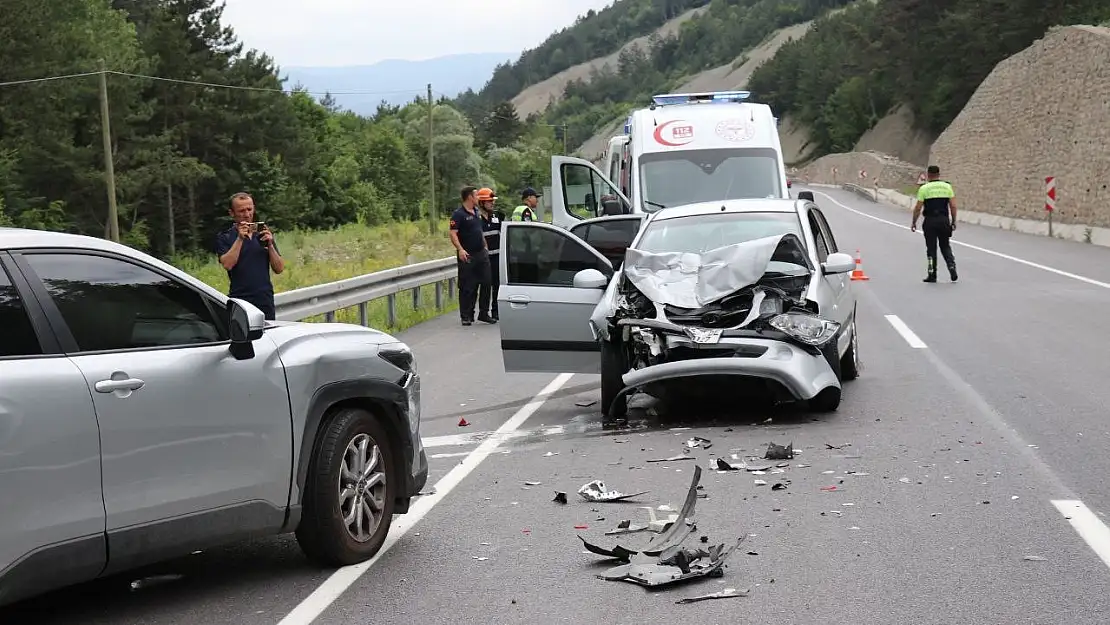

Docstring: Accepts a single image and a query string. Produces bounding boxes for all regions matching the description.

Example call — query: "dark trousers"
[479,252,500,319]
[457,249,491,322]
[923,219,956,276]
[237,293,276,321]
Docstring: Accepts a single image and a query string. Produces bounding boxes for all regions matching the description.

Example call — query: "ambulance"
[548,90,792,229]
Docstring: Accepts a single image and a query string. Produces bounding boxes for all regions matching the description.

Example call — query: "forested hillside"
[0,0,558,260]
[456,0,853,155]
[457,0,711,114]
[747,0,1110,159]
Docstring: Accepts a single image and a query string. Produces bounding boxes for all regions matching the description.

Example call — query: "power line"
[0,71,104,88]
[0,68,432,98]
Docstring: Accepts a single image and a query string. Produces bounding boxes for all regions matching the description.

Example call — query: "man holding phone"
[215,191,285,320]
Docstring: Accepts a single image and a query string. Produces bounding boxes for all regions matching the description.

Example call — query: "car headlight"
[378,342,416,373]
[769,312,840,346]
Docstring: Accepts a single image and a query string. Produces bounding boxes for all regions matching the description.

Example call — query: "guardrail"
[841,183,877,203]
[274,256,459,325]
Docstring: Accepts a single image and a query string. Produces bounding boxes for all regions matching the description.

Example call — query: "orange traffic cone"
[850,249,871,281]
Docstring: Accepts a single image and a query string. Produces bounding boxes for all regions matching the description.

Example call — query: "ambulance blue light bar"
[623,115,632,134]
[651,91,751,106]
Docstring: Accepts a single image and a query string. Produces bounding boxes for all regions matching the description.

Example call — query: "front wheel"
[296,407,397,567]
[809,386,842,412]
[840,319,861,381]
[600,338,627,421]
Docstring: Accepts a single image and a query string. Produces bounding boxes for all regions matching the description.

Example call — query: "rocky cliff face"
[930,25,1110,228]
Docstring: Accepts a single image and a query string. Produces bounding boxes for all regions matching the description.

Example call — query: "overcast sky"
[220,0,616,67]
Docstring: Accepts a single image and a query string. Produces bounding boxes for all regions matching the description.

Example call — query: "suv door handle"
[95,377,145,393]
[507,295,531,304]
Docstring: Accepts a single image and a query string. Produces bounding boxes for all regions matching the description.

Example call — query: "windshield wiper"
[644,200,666,209]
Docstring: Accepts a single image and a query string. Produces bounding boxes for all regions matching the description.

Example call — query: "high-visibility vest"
[511,205,535,221]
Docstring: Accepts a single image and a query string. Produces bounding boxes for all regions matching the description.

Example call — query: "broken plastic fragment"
[577,480,649,502]
[1023,555,1047,561]
[764,441,794,460]
[553,491,568,504]
[575,399,598,407]
[524,481,542,486]
[685,436,712,449]
[458,417,470,427]
[753,479,767,486]
[675,587,750,604]
[772,483,787,491]
[648,455,694,463]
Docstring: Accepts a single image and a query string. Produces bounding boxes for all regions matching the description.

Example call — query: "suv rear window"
[0,264,42,357]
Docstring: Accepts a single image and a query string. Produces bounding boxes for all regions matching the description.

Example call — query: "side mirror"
[228,298,266,343]
[822,252,856,275]
[797,191,814,201]
[573,268,609,289]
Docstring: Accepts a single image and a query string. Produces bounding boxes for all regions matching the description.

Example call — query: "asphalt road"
[5,184,1110,624]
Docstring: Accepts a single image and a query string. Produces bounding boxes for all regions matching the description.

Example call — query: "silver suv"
[0,228,428,606]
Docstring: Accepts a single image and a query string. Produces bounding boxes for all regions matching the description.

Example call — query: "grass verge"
[176,220,461,334]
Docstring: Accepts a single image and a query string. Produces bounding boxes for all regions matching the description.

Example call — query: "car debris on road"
[576,466,746,592]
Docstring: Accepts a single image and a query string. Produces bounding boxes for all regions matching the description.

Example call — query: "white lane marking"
[277,372,575,625]
[812,190,1110,290]
[884,314,927,348]
[429,449,510,460]
[1052,500,1110,571]
[422,423,568,448]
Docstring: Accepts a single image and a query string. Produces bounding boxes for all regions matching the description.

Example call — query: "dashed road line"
[884,314,927,348]
[276,372,575,625]
[1052,500,1110,571]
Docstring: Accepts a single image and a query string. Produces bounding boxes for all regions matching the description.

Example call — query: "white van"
[549,91,791,229]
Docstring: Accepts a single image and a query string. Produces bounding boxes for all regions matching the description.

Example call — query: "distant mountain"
[280,52,517,115]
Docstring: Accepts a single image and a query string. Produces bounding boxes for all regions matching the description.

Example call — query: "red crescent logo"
[653,120,694,147]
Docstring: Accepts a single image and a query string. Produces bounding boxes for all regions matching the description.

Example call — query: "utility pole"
[427,83,436,235]
[98,59,120,243]
[562,124,568,155]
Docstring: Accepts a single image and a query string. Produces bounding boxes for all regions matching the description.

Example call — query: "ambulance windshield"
[638,147,782,211]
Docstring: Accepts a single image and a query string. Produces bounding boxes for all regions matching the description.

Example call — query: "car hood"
[262,320,400,348]
[622,233,809,309]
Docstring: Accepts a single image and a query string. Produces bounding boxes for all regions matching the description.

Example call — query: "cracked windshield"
[3,0,1110,623]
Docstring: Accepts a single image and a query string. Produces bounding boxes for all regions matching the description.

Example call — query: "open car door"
[550,155,632,229]
[497,221,615,374]
[568,214,644,270]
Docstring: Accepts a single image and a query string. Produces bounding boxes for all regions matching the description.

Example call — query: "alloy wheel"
[338,433,387,542]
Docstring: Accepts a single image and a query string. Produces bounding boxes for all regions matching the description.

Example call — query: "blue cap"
[521,187,542,199]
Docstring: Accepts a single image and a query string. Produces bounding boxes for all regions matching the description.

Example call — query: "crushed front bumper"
[619,320,841,401]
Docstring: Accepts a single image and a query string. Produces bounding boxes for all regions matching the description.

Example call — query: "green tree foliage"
[0,0,556,260]
[747,0,1110,158]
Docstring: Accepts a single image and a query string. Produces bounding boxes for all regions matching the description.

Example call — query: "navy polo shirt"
[449,205,485,255]
[215,227,278,302]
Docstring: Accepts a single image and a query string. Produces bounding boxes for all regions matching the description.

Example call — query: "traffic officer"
[449,186,494,325]
[512,187,541,221]
[476,187,505,321]
[911,165,959,283]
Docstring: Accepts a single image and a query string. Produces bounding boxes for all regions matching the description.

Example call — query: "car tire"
[809,386,841,412]
[839,319,861,381]
[296,407,396,567]
[600,338,627,421]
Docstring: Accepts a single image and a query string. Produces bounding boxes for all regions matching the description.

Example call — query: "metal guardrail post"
[358,302,368,326]
[435,281,443,309]
[386,294,397,327]
[325,311,336,322]
[448,278,456,299]
[412,287,421,309]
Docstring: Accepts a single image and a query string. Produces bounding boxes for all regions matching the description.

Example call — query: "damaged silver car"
[496,185,860,422]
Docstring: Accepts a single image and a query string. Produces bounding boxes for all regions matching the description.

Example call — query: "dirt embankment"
[806,24,1110,235]
[511,7,707,120]
[798,151,924,189]
[930,25,1110,228]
